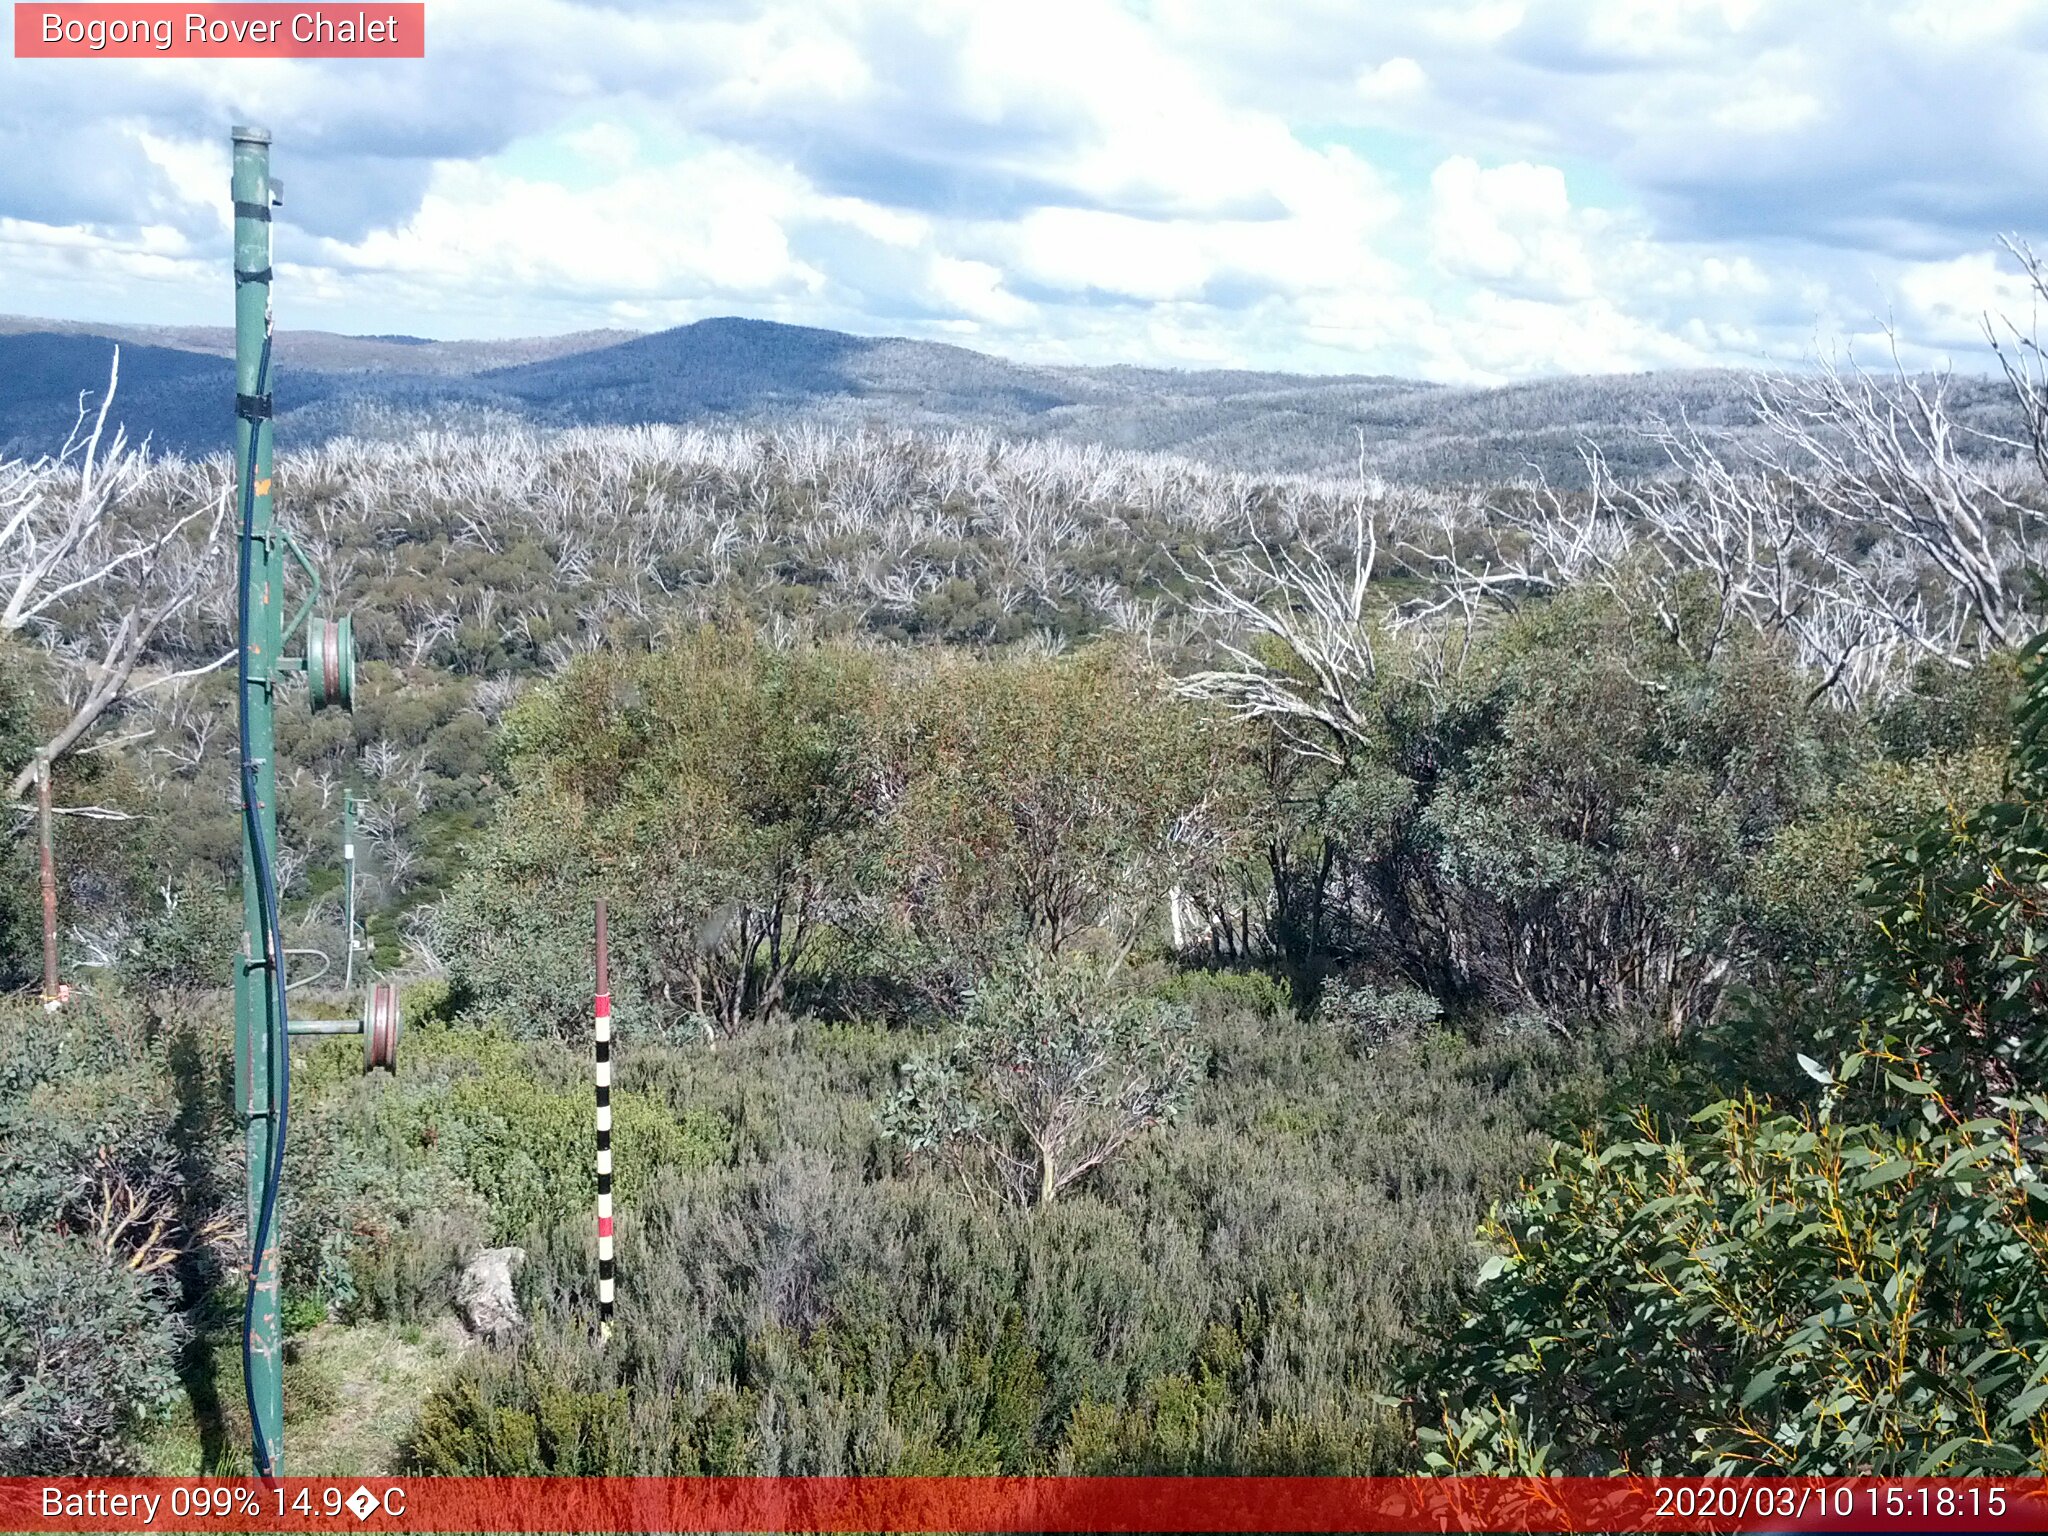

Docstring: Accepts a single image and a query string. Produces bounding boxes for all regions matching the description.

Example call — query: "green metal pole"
[230,122,284,1476]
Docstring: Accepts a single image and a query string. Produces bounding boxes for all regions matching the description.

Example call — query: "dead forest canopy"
[11,321,2048,1477]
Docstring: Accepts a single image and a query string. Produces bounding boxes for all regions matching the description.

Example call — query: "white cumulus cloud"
[3,0,2045,380]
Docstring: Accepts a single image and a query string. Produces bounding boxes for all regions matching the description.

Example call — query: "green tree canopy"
[1411,634,2048,1475]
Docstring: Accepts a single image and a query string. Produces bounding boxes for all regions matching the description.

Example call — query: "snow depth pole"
[594,898,616,1342]
[230,122,287,1478]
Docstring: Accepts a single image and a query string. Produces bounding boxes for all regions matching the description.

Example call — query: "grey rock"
[455,1246,526,1345]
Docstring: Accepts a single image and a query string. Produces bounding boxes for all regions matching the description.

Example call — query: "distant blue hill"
[10,313,2004,484]
[480,316,1073,424]
[0,318,1081,460]
[0,331,500,459]
[483,316,872,419]
[0,332,385,459]
[0,333,236,458]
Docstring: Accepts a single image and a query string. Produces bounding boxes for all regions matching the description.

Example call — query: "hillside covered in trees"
[4,312,2026,486]
[9,291,2048,1477]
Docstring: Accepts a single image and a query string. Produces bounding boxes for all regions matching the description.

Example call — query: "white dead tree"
[1473,435,1905,702]
[1387,315,2044,711]
[1985,234,2048,493]
[1174,494,1382,764]
[1748,345,2042,659]
[2,351,231,802]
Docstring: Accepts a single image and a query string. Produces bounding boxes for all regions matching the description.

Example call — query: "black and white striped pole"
[594,898,615,1342]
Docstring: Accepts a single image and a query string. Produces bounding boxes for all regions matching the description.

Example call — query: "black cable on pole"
[235,324,290,1481]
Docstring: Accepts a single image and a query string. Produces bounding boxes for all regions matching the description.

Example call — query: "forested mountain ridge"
[0,313,636,374]
[6,312,2018,483]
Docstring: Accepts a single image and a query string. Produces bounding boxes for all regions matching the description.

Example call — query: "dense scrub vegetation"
[1415,643,2048,1473]
[436,632,1238,1037]
[0,993,230,1472]
[405,992,1586,1475]
[11,301,2048,1474]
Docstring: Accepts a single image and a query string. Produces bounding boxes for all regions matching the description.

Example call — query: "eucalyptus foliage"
[442,632,1239,1038]
[1413,635,2048,1474]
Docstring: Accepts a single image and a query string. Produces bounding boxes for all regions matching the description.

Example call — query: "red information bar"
[3,1477,2047,1533]
[13,4,424,58]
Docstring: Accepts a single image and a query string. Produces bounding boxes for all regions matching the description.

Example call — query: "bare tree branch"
[1,350,233,801]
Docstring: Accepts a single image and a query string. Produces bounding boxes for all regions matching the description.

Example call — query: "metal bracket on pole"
[278,525,321,649]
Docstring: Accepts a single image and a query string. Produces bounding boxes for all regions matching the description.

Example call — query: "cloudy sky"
[5,0,2048,382]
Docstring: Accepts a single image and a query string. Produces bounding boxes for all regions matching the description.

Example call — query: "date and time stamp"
[1651,1480,2016,1524]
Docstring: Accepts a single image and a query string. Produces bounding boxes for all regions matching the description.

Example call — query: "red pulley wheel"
[363,981,400,1073]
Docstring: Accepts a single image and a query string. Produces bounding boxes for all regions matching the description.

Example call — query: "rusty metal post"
[37,757,57,1007]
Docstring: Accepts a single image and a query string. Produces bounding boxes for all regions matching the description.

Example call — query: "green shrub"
[442,632,1252,1037]
[1414,1091,2048,1473]
[443,1053,726,1242]
[0,639,46,988]
[883,952,1202,1206]
[434,797,600,1040]
[123,878,240,995]
[1316,977,1442,1056]
[450,629,896,1039]
[0,1230,185,1473]
[281,1292,327,1336]
[0,992,221,1473]
[883,644,1249,976]
[1145,967,1292,1022]
[408,993,1573,1476]
[1225,589,1854,1030]
[284,1023,728,1321]
[1410,633,2048,1475]
[403,978,460,1030]
[0,993,192,1242]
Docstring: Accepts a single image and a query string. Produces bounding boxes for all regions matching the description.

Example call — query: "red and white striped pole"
[593,898,615,1342]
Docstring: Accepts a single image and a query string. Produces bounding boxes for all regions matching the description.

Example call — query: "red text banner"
[14,5,424,58]
[2,1476,2047,1533]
